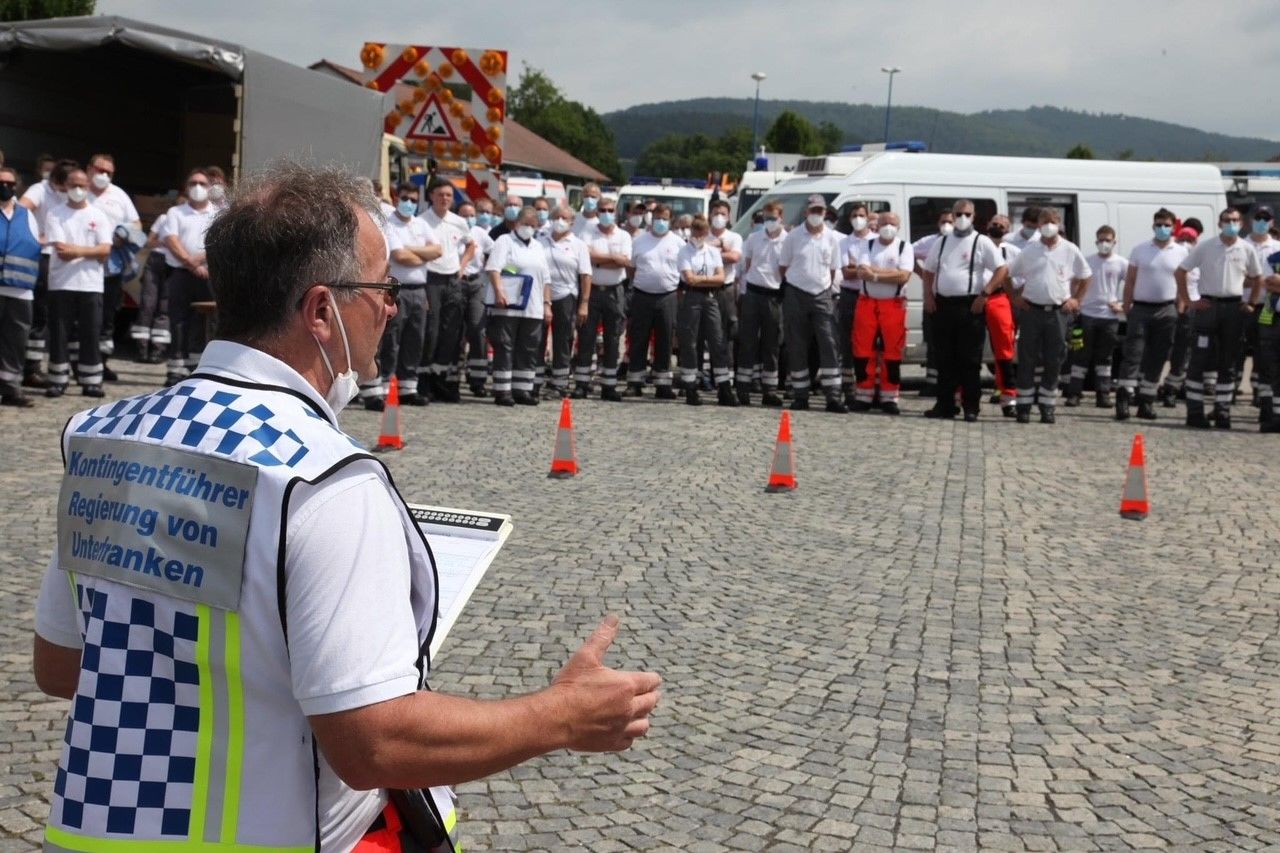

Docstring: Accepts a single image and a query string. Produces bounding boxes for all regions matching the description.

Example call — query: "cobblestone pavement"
[5,360,1280,851]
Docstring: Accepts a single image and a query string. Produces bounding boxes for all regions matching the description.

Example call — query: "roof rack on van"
[841,141,927,153]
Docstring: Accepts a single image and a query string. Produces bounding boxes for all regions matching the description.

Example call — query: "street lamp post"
[750,71,767,160]
[880,66,901,144]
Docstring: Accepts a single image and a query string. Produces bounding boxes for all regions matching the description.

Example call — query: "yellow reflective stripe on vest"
[44,825,310,852]
[220,612,245,844]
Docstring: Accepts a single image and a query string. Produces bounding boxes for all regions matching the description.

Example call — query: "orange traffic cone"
[548,398,578,479]
[374,376,405,452]
[1119,433,1148,520]
[765,411,797,493]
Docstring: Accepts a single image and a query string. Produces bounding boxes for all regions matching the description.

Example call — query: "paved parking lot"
[4,359,1280,851]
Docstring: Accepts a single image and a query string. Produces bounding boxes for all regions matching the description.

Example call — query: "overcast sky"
[103,0,1279,141]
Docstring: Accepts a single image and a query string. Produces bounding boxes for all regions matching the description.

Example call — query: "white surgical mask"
[628,214,644,229]
[807,213,825,228]
[850,216,868,232]
[677,227,691,240]
[1096,240,1114,255]
[516,224,536,241]
[711,214,728,230]
[939,223,955,236]
[313,298,359,415]
[1021,225,1036,239]
[691,236,706,248]
[953,214,973,232]
[764,217,782,235]
[40,170,52,181]
[583,196,598,212]
[209,184,226,202]
[879,224,899,241]
[188,184,209,203]
[552,218,571,236]
[66,186,89,204]
[91,172,111,190]
[1040,223,1059,240]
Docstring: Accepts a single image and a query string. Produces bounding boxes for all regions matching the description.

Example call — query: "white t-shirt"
[20,179,63,255]
[588,227,632,287]
[709,229,743,285]
[159,203,218,268]
[779,225,841,294]
[0,204,41,301]
[849,236,914,299]
[985,242,1022,288]
[1244,235,1280,303]
[572,216,600,240]
[485,233,551,319]
[1009,238,1091,306]
[923,232,1004,297]
[541,233,592,300]
[1081,253,1129,319]
[1005,227,1041,251]
[1179,236,1264,298]
[631,231,684,294]
[677,241,724,284]
[421,209,470,275]
[840,230,876,290]
[463,225,494,276]
[89,184,140,229]
[912,233,941,265]
[45,203,112,292]
[384,215,438,285]
[743,229,787,290]
[1128,240,1188,303]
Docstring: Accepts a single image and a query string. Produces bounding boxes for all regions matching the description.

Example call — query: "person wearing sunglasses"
[575,197,632,400]
[381,183,443,408]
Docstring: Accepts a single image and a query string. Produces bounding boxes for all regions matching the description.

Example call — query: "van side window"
[908,197,997,241]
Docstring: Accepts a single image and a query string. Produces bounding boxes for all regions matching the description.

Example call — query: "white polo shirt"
[89,184,140,229]
[1128,240,1188,303]
[709,229,743,285]
[1009,238,1091,306]
[631,231,684,294]
[1081,253,1129,319]
[588,227,632,287]
[984,242,1022,288]
[572,216,600,240]
[840,230,876,291]
[485,233,550,320]
[384,215,439,285]
[923,232,1004,297]
[779,225,841,295]
[849,236,914,299]
[463,225,494,277]
[677,241,724,283]
[20,179,63,256]
[541,232,592,300]
[158,203,217,269]
[421,209,469,276]
[45,203,112,292]
[743,228,786,291]
[1179,236,1264,298]
[1245,235,1280,302]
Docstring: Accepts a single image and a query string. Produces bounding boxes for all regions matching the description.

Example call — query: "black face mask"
[0,183,14,203]
[987,226,1006,239]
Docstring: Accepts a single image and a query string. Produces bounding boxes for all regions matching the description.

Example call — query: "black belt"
[399,283,426,290]
[1132,300,1174,307]
[1023,300,1062,312]
[461,273,480,283]
[426,271,458,283]
[936,293,979,302]
[747,283,783,298]
[1202,294,1242,302]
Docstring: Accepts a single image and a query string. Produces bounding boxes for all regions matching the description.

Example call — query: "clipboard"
[407,503,513,657]
[483,273,534,309]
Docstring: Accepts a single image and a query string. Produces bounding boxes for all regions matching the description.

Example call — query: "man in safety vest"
[0,165,41,407]
[33,162,661,852]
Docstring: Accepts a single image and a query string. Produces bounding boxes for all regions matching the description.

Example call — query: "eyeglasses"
[326,276,402,302]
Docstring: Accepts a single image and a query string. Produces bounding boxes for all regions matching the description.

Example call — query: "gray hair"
[205,160,379,342]
[952,199,975,213]
[517,205,539,225]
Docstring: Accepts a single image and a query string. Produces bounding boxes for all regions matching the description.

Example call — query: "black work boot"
[685,385,702,406]
[1136,397,1158,420]
[1260,397,1278,432]
[1158,384,1177,408]
[1185,403,1211,429]
[717,383,738,407]
[1114,388,1131,421]
[1015,404,1032,424]
[1214,404,1232,430]
[825,394,848,414]
[1096,390,1112,409]
[737,386,752,406]
[791,392,810,411]
[761,389,783,407]
[1039,405,1056,424]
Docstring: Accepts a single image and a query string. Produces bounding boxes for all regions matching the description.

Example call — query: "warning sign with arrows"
[405,92,457,143]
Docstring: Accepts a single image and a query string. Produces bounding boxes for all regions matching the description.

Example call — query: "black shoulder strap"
[967,234,979,294]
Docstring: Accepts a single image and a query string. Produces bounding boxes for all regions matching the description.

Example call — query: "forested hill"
[602,99,1279,162]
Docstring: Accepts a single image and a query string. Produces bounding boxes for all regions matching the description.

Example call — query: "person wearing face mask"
[676,214,736,406]
[1006,206,1042,251]
[1066,225,1128,408]
[205,165,230,210]
[837,202,875,406]
[158,168,219,386]
[980,215,1020,416]
[129,193,182,365]
[737,201,787,407]
[419,178,476,403]
[624,203,683,398]
[539,206,592,398]
[488,192,523,240]
[575,198,632,401]
[19,157,78,390]
[32,162,661,852]
[913,210,955,397]
[43,168,113,398]
[486,207,552,405]
[706,200,742,386]
[778,194,846,412]
[622,202,647,236]
[1159,222,1203,407]
[1175,207,1264,430]
[533,197,553,239]
[1236,205,1280,408]
[0,165,42,407]
[921,200,1008,421]
[574,183,603,239]
[85,153,140,381]
[1006,208,1090,424]
[379,183,443,408]
[459,199,496,396]
[847,211,914,414]
[1253,244,1280,432]
[1116,209,1188,421]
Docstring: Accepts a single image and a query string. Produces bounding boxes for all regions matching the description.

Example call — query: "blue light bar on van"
[841,141,927,153]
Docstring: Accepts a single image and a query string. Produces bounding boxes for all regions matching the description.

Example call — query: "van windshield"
[731,191,836,239]
[616,193,707,218]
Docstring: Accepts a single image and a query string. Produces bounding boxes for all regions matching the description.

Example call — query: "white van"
[616,178,713,220]
[505,173,568,207]
[733,152,1227,364]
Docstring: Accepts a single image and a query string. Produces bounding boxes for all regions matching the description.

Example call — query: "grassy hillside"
[604,99,1280,162]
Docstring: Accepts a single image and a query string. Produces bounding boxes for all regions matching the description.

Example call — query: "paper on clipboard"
[483,273,534,310]
[407,503,513,657]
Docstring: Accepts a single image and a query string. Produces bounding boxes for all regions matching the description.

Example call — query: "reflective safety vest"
[0,204,41,291]
[46,371,458,851]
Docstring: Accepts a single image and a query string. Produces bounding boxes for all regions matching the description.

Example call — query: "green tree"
[1115,148,1135,161]
[765,111,818,155]
[634,126,752,181]
[508,64,623,182]
[817,121,844,154]
[0,0,94,20]
[1065,143,1095,159]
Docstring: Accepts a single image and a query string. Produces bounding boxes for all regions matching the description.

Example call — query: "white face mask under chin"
[313,300,360,415]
